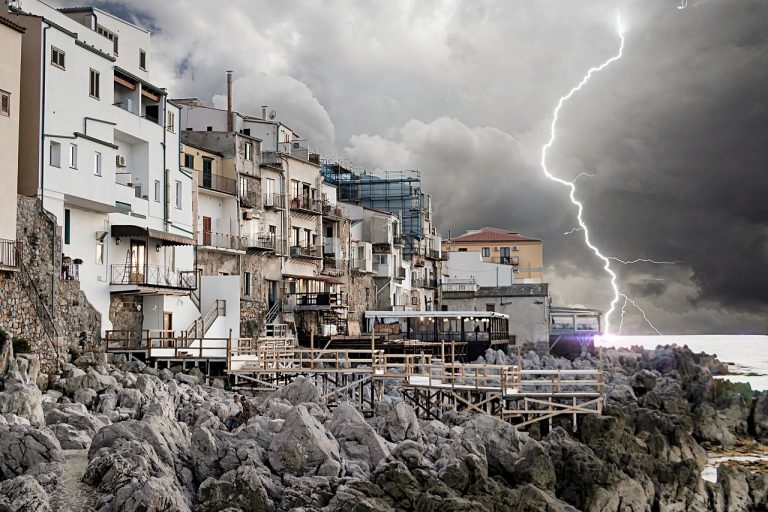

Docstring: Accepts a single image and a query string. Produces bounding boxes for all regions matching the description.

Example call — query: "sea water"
[597,335,768,391]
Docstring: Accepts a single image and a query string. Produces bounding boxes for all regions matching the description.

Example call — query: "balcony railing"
[293,292,346,308]
[412,277,438,289]
[441,278,479,293]
[289,197,322,214]
[244,234,280,252]
[0,238,20,269]
[289,245,322,259]
[352,258,371,272]
[199,171,237,195]
[263,193,286,209]
[426,249,441,260]
[110,264,197,289]
[394,267,406,280]
[199,231,244,251]
[393,234,405,246]
[490,256,520,265]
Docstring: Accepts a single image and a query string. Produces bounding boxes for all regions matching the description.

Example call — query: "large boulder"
[0,475,51,512]
[327,404,390,476]
[0,424,63,481]
[198,465,274,512]
[49,423,93,450]
[268,405,341,477]
[263,376,322,407]
[44,402,107,437]
[0,360,44,426]
[380,401,421,443]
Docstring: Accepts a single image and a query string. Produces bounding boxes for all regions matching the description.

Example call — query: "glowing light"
[678,0,688,9]
[608,257,679,265]
[563,227,584,236]
[540,14,625,335]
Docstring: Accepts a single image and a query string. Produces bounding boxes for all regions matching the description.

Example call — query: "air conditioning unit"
[116,155,126,167]
[242,210,253,220]
[510,256,520,266]
[512,246,520,251]
[290,246,302,257]
[493,246,500,251]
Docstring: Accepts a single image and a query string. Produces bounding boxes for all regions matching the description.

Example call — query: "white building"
[12,2,205,339]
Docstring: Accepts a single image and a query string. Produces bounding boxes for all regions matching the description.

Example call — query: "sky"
[67,0,767,335]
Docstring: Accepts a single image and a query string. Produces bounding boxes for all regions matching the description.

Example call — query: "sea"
[596,335,768,391]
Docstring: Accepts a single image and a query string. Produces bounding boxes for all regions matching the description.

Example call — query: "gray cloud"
[77,0,767,334]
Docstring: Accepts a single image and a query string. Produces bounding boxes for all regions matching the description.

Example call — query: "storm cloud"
[77,0,768,334]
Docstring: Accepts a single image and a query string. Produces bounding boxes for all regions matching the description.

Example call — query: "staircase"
[185,299,226,340]
[15,243,62,370]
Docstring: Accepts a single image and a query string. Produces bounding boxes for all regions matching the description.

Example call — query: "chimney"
[262,105,268,120]
[226,71,233,132]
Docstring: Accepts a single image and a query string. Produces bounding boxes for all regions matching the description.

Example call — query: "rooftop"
[0,15,26,33]
[452,227,541,243]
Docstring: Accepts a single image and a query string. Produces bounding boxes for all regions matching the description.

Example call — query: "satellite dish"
[269,110,277,120]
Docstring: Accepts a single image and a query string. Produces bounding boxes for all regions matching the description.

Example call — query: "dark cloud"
[60,0,768,334]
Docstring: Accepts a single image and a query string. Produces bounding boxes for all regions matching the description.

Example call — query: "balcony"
[426,249,441,260]
[199,231,244,251]
[293,292,347,310]
[393,234,405,246]
[321,201,343,218]
[441,278,479,293]
[199,171,237,196]
[289,245,322,260]
[412,277,438,289]
[394,267,407,280]
[0,239,20,271]
[289,197,322,215]
[244,234,280,252]
[263,193,286,210]
[490,256,520,265]
[352,258,372,273]
[110,264,197,290]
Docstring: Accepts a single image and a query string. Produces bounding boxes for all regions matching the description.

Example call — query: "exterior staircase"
[185,299,226,340]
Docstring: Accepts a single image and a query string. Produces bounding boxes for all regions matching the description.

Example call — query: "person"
[225,394,242,431]
[239,397,253,426]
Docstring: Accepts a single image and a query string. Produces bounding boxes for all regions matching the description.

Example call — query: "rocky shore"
[1,337,768,511]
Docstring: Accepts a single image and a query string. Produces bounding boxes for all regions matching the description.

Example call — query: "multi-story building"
[448,227,543,283]
[0,15,24,270]
[10,2,221,348]
[321,164,443,311]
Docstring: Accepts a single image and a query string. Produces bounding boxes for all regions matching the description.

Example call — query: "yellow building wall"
[0,23,23,240]
[451,240,543,280]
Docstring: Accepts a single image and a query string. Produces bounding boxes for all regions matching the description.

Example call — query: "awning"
[111,225,196,246]
[282,273,344,285]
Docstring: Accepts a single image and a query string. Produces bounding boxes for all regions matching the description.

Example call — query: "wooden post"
[310,327,315,370]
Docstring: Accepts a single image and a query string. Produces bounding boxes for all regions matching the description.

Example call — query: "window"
[183,153,194,168]
[243,128,251,136]
[97,25,118,54]
[304,229,311,248]
[93,152,102,176]
[325,226,333,238]
[96,238,104,264]
[50,141,61,167]
[64,209,71,245]
[292,227,300,246]
[51,47,65,69]
[166,110,175,132]
[153,180,161,202]
[69,144,78,169]
[244,142,253,161]
[243,272,251,297]
[269,225,276,235]
[206,126,212,132]
[175,180,182,209]
[485,304,495,312]
[139,49,147,70]
[458,248,467,252]
[239,177,248,197]
[0,92,9,116]
[89,69,100,99]
[481,247,490,257]
[291,180,300,200]
[202,158,212,188]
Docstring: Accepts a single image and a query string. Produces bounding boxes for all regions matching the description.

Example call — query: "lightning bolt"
[540,14,625,335]
[678,0,688,9]
[620,293,662,335]
[608,257,680,265]
[563,227,584,236]
[618,296,629,335]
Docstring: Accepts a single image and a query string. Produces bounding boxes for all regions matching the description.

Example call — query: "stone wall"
[343,272,376,336]
[0,272,43,347]
[109,295,143,334]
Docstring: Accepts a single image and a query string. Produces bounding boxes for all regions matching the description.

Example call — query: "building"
[9,2,225,352]
[441,227,548,345]
[448,227,543,283]
[0,15,24,269]
[322,164,443,311]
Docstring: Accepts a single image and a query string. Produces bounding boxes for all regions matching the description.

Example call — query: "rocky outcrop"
[0,359,44,427]
[268,405,342,477]
[0,475,51,512]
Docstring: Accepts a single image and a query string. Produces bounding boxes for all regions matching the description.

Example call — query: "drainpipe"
[162,94,168,231]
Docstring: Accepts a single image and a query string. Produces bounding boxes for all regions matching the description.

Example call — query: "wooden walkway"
[227,338,604,430]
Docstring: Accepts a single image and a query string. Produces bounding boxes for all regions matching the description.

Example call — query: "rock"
[460,414,523,480]
[49,423,92,449]
[380,401,421,443]
[0,424,63,480]
[268,405,341,477]
[175,372,200,386]
[198,465,274,512]
[44,402,107,437]
[0,335,12,377]
[263,376,322,407]
[73,387,97,409]
[0,475,51,512]
[374,460,421,509]
[327,404,390,476]
[0,360,45,426]
[718,464,752,512]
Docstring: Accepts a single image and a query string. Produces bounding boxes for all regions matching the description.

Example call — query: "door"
[163,312,173,347]
[129,240,146,284]
[202,158,212,188]
[202,216,212,246]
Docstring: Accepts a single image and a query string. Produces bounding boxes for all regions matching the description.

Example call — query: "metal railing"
[199,231,244,251]
[412,277,438,288]
[289,197,322,213]
[293,292,346,308]
[393,234,405,246]
[263,193,286,209]
[289,245,322,259]
[110,264,197,289]
[185,299,226,340]
[244,234,279,251]
[395,267,406,280]
[0,238,20,269]
[198,171,237,195]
